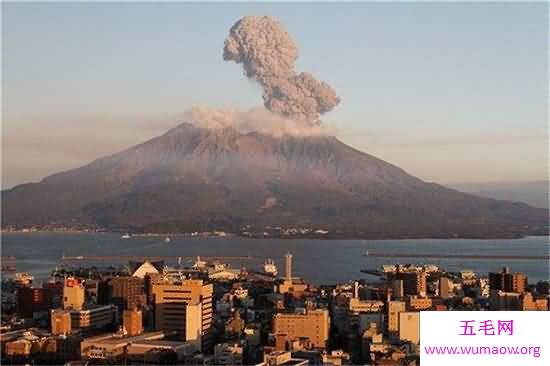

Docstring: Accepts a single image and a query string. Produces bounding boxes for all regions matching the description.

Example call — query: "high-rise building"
[63,277,85,310]
[439,277,451,298]
[272,309,330,349]
[387,301,406,333]
[110,276,145,314]
[84,280,99,304]
[285,253,293,281]
[123,309,143,336]
[43,281,64,309]
[276,253,307,297]
[399,312,419,344]
[399,271,427,297]
[513,273,527,294]
[392,280,404,300]
[151,278,213,351]
[51,309,72,335]
[489,267,527,294]
[16,287,52,318]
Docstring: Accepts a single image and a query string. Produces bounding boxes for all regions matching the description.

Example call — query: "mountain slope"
[2,123,548,238]
[449,181,549,209]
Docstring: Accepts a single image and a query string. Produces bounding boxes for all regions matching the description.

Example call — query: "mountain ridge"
[2,122,548,238]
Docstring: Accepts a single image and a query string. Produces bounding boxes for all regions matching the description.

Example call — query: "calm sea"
[1,233,549,284]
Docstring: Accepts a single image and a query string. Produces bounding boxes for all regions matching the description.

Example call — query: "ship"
[263,258,278,277]
[121,233,131,239]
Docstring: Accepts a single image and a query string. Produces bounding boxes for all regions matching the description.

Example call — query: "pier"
[60,255,255,262]
[1,256,16,272]
[364,252,549,260]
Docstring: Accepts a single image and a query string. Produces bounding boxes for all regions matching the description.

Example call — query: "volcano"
[2,123,548,238]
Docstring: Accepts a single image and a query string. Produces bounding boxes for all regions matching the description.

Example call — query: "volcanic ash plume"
[183,106,332,137]
[223,16,340,126]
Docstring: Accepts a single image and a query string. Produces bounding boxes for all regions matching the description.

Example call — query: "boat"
[164,237,171,243]
[263,258,278,276]
[121,233,131,239]
[193,256,207,269]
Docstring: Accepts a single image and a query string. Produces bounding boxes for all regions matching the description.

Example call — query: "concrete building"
[63,278,85,310]
[70,304,116,330]
[263,350,309,366]
[322,350,351,366]
[513,273,528,294]
[522,293,549,311]
[439,277,452,298]
[225,311,245,337]
[130,260,163,279]
[109,276,145,314]
[387,301,406,333]
[51,309,72,335]
[276,279,308,298]
[244,325,261,346]
[489,267,527,294]
[407,296,432,311]
[80,331,163,361]
[399,312,420,344]
[214,342,244,365]
[285,253,293,281]
[392,280,404,300]
[399,271,427,297]
[123,309,143,336]
[127,340,198,363]
[16,287,53,318]
[272,309,330,349]
[41,335,81,363]
[5,339,37,360]
[490,291,521,310]
[151,278,213,351]
[348,298,384,313]
[276,253,308,297]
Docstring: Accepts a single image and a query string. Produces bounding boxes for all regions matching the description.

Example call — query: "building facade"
[51,309,72,335]
[123,309,143,336]
[272,309,330,349]
[63,278,85,310]
[151,278,213,351]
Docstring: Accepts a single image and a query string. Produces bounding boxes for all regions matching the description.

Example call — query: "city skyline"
[2,248,548,365]
[3,1,548,188]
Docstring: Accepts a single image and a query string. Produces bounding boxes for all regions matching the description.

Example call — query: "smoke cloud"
[223,16,340,126]
[183,106,332,137]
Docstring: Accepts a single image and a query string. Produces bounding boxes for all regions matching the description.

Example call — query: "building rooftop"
[82,331,164,345]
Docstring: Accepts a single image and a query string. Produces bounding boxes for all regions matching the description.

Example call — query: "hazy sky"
[2,1,548,189]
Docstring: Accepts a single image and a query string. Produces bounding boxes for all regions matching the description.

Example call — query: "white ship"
[164,237,171,243]
[121,233,131,239]
[263,258,278,276]
[193,256,207,269]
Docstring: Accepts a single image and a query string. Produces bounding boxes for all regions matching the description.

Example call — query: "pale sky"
[2,1,548,189]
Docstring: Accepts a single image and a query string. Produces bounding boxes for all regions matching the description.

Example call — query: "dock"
[363,252,548,260]
[60,255,255,262]
[1,256,16,272]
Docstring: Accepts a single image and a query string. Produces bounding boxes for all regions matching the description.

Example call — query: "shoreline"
[1,230,548,241]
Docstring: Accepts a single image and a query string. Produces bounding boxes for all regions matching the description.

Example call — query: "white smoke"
[183,106,333,137]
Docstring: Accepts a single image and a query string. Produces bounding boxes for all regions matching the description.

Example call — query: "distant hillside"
[2,123,548,238]
[450,181,549,209]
